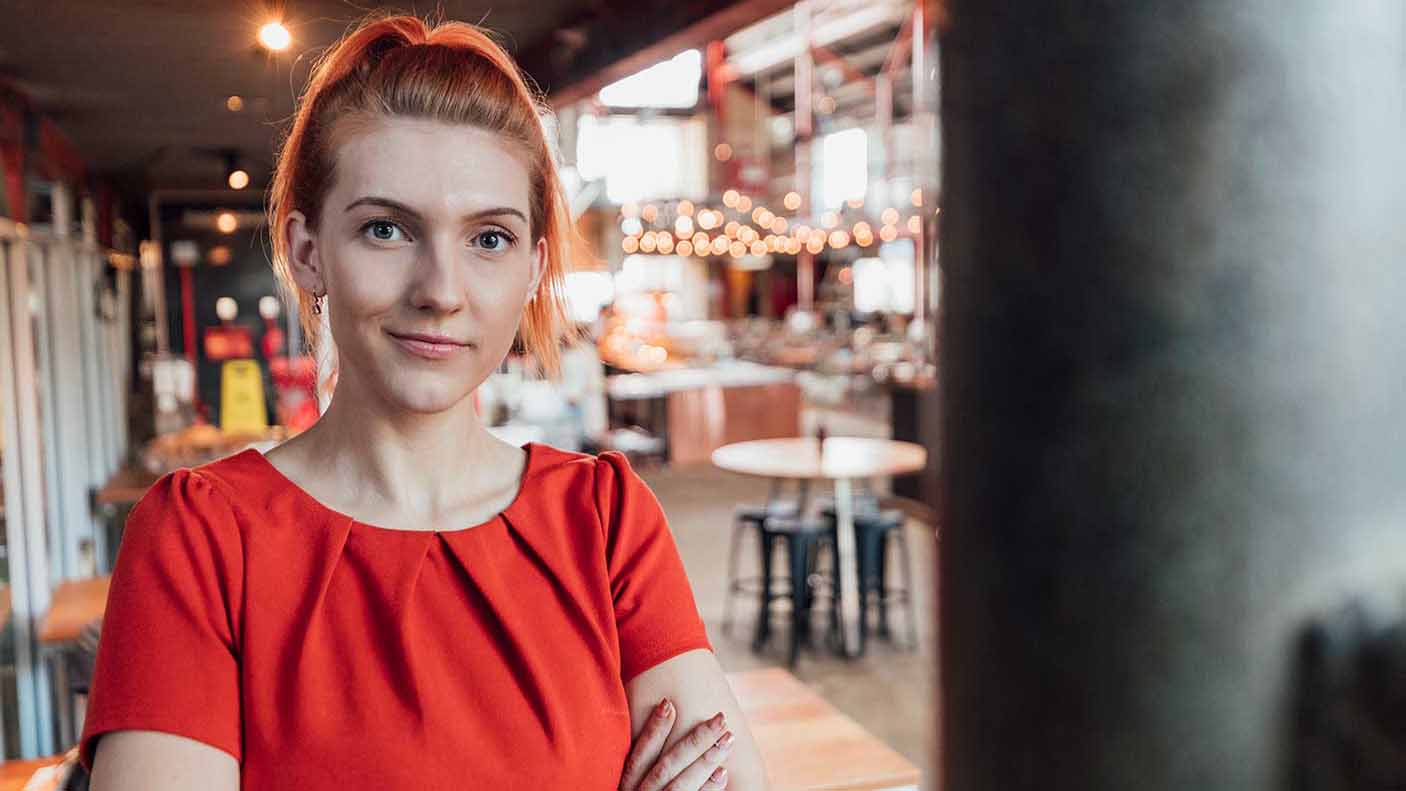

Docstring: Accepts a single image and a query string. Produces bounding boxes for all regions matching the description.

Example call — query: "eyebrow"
[343,196,528,226]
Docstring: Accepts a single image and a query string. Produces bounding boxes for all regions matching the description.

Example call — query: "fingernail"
[716,730,735,750]
[710,712,726,728]
[657,698,673,718]
[709,767,728,784]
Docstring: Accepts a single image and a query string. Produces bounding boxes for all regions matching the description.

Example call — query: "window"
[816,127,868,209]
[576,116,707,203]
[598,50,702,109]
[852,240,915,314]
[562,270,615,324]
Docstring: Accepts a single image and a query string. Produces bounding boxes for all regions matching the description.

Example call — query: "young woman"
[80,15,768,790]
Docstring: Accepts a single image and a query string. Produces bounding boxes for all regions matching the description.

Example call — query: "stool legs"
[721,517,747,637]
[752,531,774,653]
[855,521,888,657]
[876,526,892,641]
[786,535,816,668]
[896,525,920,650]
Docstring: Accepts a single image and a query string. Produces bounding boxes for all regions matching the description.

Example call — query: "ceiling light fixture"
[258,21,291,52]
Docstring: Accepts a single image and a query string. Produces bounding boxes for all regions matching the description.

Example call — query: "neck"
[299,376,505,517]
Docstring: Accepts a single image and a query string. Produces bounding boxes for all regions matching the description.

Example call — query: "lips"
[385,330,472,361]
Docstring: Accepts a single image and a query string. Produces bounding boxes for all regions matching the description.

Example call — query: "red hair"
[268,14,576,377]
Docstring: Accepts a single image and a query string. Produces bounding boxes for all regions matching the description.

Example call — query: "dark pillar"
[938,2,1406,789]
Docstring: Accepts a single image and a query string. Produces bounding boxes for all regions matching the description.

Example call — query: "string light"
[907,215,923,234]
[722,189,740,208]
[783,192,802,211]
[880,224,898,242]
[911,188,924,207]
[881,207,900,225]
[641,204,658,223]
[828,230,850,248]
[770,216,788,234]
[729,241,747,257]
[691,232,709,248]
[258,21,291,51]
[714,143,733,162]
[677,200,695,216]
[622,236,639,254]
[736,195,752,213]
[639,234,657,253]
[674,216,694,236]
[711,237,729,255]
[658,233,675,254]
[677,240,694,256]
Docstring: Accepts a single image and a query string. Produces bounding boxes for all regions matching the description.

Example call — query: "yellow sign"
[220,359,268,433]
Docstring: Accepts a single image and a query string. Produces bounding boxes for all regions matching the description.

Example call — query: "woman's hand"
[619,697,735,791]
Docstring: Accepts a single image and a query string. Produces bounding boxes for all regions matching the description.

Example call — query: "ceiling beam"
[725,1,910,77]
[520,0,796,109]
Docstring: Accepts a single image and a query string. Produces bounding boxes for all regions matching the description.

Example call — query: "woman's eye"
[475,230,513,251]
[363,220,405,242]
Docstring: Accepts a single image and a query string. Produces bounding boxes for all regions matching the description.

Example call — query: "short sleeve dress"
[78,443,713,789]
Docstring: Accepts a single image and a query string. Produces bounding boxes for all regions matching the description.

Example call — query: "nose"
[407,234,465,314]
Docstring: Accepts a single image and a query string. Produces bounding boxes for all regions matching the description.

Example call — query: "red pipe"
[179,266,201,413]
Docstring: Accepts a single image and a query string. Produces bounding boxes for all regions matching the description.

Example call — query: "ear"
[283,209,325,296]
[523,236,547,307]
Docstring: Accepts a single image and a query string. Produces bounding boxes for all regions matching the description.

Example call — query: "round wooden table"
[711,437,927,658]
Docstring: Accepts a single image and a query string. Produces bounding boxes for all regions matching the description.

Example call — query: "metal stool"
[824,506,920,652]
[751,515,840,667]
[721,480,807,638]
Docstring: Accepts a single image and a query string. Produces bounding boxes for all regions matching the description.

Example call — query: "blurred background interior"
[5,2,1402,790]
[0,1,940,789]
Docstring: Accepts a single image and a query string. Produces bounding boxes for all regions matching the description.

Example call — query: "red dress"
[79,443,713,788]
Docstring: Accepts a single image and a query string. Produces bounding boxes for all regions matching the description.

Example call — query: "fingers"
[638,711,731,791]
[699,764,730,790]
[620,698,677,791]
[664,729,735,791]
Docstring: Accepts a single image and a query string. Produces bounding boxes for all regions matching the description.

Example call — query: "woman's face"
[286,117,544,415]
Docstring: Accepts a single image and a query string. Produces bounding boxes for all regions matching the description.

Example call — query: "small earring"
[311,294,324,315]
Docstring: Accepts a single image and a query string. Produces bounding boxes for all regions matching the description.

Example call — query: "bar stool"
[823,505,920,652]
[750,514,840,667]
[721,479,807,637]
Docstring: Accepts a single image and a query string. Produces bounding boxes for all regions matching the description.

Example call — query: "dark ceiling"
[0,0,789,206]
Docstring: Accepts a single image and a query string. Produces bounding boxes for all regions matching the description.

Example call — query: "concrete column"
[938,2,1405,789]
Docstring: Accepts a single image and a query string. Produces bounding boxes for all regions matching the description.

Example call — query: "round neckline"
[243,441,538,536]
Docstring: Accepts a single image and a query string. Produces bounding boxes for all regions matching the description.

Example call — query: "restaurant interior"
[3,1,1405,789]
